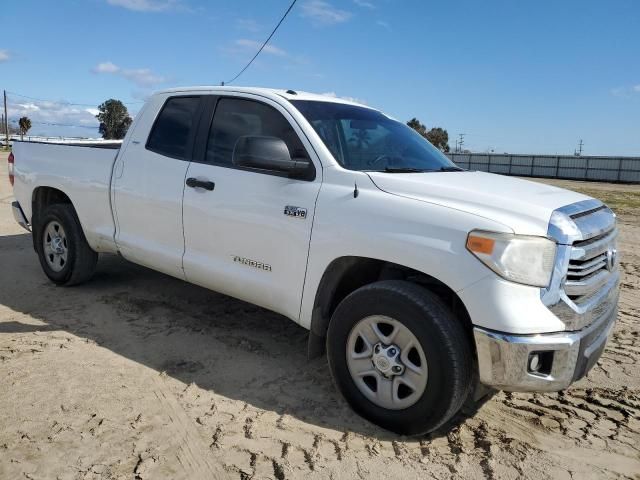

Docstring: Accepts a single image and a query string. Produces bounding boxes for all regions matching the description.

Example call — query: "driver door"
[181,95,322,322]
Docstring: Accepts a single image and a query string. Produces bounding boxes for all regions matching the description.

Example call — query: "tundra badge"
[232,256,272,272]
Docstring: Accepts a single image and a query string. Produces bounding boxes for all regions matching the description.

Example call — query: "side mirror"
[232,136,313,179]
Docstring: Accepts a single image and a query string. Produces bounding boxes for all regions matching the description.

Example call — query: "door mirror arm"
[233,136,314,180]
[287,157,314,180]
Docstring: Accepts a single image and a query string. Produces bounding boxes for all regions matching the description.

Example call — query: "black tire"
[35,203,98,286]
[326,280,473,435]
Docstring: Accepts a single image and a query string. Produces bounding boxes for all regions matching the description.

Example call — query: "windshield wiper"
[382,167,426,173]
[438,166,464,172]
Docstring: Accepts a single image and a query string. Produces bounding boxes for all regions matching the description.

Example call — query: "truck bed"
[12,141,121,253]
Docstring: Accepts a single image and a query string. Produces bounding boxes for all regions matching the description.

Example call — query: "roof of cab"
[153,86,370,108]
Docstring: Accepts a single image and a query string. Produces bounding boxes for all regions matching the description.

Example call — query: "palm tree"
[19,116,32,141]
[349,129,371,149]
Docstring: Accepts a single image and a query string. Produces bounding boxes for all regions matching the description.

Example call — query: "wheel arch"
[31,186,75,249]
[32,185,73,210]
[308,256,474,359]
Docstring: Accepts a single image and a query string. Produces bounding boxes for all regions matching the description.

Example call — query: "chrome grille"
[566,229,618,301]
[544,199,620,331]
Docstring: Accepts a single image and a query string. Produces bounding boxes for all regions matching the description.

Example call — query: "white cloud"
[300,1,352,26]
[6,97,141,137]
[353,0,375,8]
[106,0,182,12]
[321,91,366,105]
[236,18,261,32]
[235,39,287,56]
[92,61,167,87]
[8,100,100,131]
[121,68,167,86]
[92,61,120,74]
[220,39,289,63]
[376,20,391,30]
[131,90,153,102]
[0,50,9,62]
[611,84,640,97]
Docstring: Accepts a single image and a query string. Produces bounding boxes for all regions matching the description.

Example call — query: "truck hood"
[367,171,591,236]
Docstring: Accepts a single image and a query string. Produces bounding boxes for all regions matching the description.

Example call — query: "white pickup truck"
[9,87,619,435]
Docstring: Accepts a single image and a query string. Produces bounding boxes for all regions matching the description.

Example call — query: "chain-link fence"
[447,153,640,183]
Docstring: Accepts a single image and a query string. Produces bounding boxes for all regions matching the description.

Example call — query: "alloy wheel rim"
[346,315,428,410]
[43,221,68,272]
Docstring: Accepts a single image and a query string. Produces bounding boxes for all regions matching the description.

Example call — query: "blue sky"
[1,0,639,155]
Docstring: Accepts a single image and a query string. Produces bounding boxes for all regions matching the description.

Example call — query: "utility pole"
[3,90,8,148]
[574,139,583,156]
[457,133,466,153]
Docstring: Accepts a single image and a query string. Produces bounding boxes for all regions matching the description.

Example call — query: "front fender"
[298,170,511,330]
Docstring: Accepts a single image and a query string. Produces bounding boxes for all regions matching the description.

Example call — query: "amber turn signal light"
[466,235,495,255]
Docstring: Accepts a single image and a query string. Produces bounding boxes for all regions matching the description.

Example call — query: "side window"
[146,96,201,159]
[206,98,308,166]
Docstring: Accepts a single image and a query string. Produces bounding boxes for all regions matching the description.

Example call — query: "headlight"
[466,230,557,287]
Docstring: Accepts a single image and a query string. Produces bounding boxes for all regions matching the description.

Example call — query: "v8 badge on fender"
[284,205,307,219]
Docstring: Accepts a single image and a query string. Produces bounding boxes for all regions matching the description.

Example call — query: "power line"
[223,0,298,85]
[6,91,144,107]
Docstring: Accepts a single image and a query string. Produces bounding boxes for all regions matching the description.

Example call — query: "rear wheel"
[35,204,98,286]
[326,280,472,435]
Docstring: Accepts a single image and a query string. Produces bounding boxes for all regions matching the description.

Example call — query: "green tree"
[407,117,428,137]
[96,99,133,140]
[425,127,450,152]
[18,116,32,140]
[407,118,450,152]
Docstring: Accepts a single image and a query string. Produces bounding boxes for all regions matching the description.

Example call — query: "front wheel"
[35,204,98,286]
[326,280,473,435]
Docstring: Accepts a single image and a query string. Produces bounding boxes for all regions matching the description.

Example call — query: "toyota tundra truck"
[8,87,619,435]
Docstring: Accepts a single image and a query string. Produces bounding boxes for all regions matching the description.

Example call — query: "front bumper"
[12,201,30,231]
[470,198,620,392]
[473,299,617,392]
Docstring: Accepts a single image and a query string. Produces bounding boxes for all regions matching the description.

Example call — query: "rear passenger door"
[112,94,204,278]
[181,94,322,322]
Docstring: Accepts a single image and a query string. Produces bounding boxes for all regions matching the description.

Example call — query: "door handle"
[186,177,215,191]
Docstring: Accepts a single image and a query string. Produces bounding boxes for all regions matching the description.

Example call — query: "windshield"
[291,100,459,172]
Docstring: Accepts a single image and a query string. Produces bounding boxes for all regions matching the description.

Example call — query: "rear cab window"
[146,96,202,160]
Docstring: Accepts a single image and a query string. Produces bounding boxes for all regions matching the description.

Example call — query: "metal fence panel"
[557,167,585,179]
[621,170,640,182]
[558,156,584,168]
[621,158,640,171]
[489,163,511,174]
[532,165,557,177]
[447,153,640,184]
[587,169,618,182]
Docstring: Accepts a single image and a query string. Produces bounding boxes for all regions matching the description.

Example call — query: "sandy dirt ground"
[1,152,639,479]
